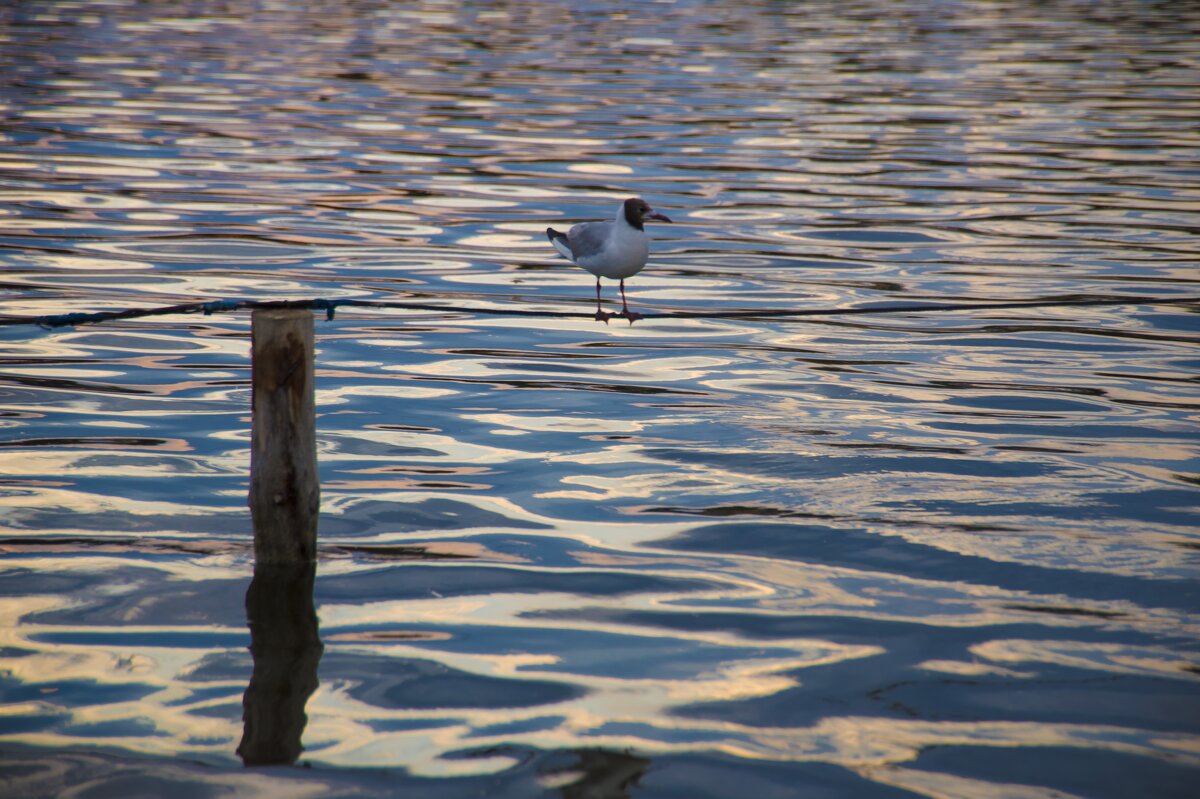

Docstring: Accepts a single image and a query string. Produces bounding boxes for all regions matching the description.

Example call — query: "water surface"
[1,1,1198,797]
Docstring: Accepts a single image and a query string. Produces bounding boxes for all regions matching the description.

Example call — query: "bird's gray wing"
[566,220,613,260]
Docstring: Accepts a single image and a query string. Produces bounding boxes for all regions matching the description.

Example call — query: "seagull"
[546,197,672,322]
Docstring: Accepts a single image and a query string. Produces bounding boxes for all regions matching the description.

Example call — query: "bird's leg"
[594,278,611,323]
[619,279,641,323]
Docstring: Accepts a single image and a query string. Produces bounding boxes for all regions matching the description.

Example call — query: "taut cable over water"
[3,293,1197,330]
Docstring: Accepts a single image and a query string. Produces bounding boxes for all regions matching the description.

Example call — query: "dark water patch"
[637,504,844,522]
[0,743,516,799]
[1134,311,1200,333]
[627,750,924,799]
[928,420,1199,441]
[0,536,247,558]
[466,714,566,739]
[993,443,1086,454]
[61,718,163,739]
[909,746,1199,799]
[1114,396,1200,411]
[163,685,242,708]
[31,631,248,649]
[416,374,711,396]
[803,228,953,244]
[446,348,610,360]
[1003,604,1127,620]
[876,675,1200,732]
[645,448,1064,480]
[0,568,108,597]
[320,432,443,459]
[678,658,1200,735]
[486,361,594,376]
[0,675,160,708]
[327,630,450,643]
[185,702,244,722]
[913,378,1108,397]
[0,507,248,535]
[898,486,1200,529]
[823,441,969,455]
[746,381,921,405]
[1097,371,1200,386]
[945,394,1108,413]
[0,710,68,737]
[915,337,1145,352]
[369,717,463,734]
[0,436,187,450]
[657,521,1195,611]
[0,374,154,396]
[967,323,1200,347]
[0,646,36,659]
[26,575,245,628]
[528,607,1197,658]
[323,653,583,711]
[370,423,443,434]
[317,563,722,604]
[317,498,552,537]
[0,740,901,799]
[331,543,476,560]
[182,652,251,683]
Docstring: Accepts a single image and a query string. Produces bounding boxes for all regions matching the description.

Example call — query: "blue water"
[1,1,1198,796]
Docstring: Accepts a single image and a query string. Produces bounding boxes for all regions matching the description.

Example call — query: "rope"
[1,294,1197,330]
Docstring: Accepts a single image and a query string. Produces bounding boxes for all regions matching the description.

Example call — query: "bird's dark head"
[623,198,672,230]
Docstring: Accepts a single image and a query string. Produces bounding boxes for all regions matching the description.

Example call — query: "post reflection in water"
[549,749,652,799]
[237,560,323,768]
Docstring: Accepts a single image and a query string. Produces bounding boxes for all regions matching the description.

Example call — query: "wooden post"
[249,308,318,563]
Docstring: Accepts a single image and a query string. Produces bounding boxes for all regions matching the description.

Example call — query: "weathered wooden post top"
[249,308,318,563]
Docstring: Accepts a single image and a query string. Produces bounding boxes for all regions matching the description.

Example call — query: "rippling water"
[2,1,1199,797]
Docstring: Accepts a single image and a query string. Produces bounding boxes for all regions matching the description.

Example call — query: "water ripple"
[1,0,1198,796]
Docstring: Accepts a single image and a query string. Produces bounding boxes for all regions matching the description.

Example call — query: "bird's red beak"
[646,211,672,223]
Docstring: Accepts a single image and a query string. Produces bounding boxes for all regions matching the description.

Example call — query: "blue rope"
[37,311,96,329]
[202,299,241,316]
[310,298,339,321]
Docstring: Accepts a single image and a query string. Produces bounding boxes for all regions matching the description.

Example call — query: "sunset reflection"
[2,0,1199,796]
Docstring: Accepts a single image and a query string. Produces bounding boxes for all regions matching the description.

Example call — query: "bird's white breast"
[577,222,649,279]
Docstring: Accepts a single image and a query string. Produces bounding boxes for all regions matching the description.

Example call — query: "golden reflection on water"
[2,0,1199,794]
[2,500,1198,785]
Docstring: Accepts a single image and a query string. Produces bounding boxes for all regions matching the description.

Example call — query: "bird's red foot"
[620,308,642,324]
[594,309,612,323]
